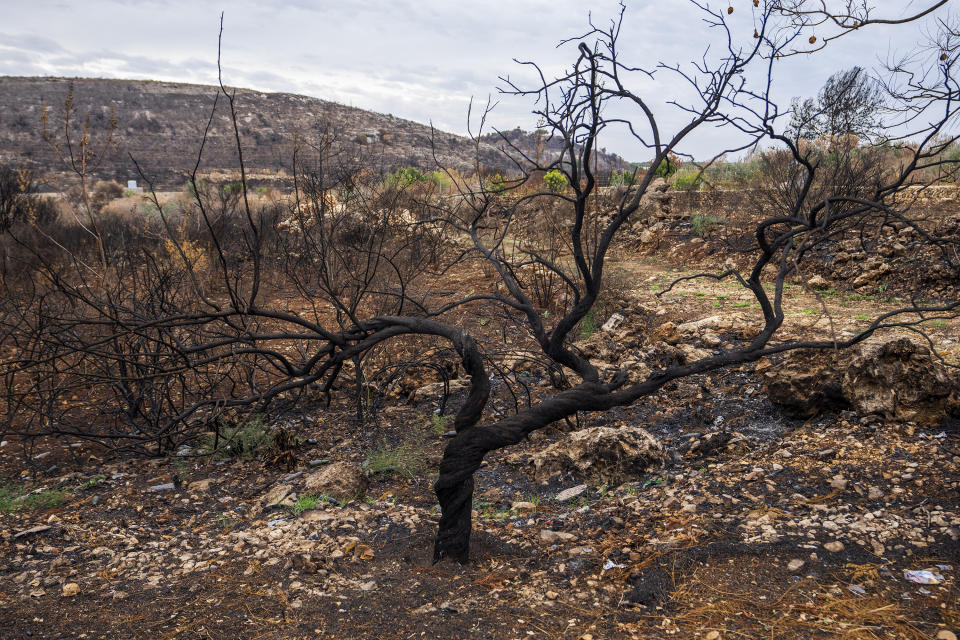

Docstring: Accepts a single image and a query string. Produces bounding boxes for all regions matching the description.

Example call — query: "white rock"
[540,530,577,543]
[554,485,588,502]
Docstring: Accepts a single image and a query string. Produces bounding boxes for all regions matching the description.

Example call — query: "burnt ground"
[2,249,960,639]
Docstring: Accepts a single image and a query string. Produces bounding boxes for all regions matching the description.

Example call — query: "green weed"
[200,414,272,459]
[430,413,454,435]
[363,436,425,478]
[691,213,726,238]
[77,475,106,490]
[0,486,68,513]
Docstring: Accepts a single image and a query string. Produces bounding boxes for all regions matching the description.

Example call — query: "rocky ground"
[2,251,959,639]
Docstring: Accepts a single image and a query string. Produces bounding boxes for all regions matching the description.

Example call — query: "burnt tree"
[1,2,958,563]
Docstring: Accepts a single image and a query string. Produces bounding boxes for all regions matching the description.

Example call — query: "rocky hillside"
[0,77,628,189]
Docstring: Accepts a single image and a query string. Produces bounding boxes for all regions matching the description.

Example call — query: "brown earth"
[2,243,959,639]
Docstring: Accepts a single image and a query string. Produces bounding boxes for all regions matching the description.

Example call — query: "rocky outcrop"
[842,338,958,425]
[303,462,368,501]
[758,351,849,418]
[532,425,668,484]
[761,338,959,425]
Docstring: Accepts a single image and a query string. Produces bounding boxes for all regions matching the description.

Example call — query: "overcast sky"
[1,1,951,161]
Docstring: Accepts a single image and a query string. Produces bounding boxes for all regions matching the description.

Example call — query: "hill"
[0,77,627,189]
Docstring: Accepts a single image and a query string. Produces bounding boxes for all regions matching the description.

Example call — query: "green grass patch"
[430,413,454,435]
[690,213,726,238]
[199,414,272,459]
[0,486,68,513]
[77,475,106,490]
[579,306,599,340]
[363,434,426,478]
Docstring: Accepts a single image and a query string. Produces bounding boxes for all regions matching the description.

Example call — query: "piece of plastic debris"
[919,587,932,594]
[848,585,867,597]
[904,570,944,584]
[901,592,912,600]
[267,518,288,526]
[936,564,953,572]
[603,559,626,571]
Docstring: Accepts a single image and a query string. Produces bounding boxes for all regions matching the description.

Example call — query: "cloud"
[1,1,950,160]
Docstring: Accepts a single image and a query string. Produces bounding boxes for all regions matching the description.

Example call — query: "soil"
[2,233,959,639]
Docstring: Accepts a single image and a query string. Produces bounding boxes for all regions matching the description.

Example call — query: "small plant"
[291,494,320,516]
[486,172,508,194]
[77,475,106,490]
[654,152,681,178]
[430,413,454,435]
[690,213,726,238]
[641,476,664,489]
[200,414,273,459]
[579,306,599,340]
[608,168,636,187]
[733,301,752,308]
[363,437,425,478]
[543,169,568,193]
[672,170,701,191]
[932,319,948,327]
[384,166,427,190]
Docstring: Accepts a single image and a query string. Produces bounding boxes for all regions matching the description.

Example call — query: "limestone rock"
[758,352,848,418]
[554,484,588,502]
[303,462,368,501]
[842,338,958,425]
[261,484,296,509]
[532,425,667,484]
[652,321,680,345]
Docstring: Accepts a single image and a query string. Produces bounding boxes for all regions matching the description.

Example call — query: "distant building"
[126,180,144,194]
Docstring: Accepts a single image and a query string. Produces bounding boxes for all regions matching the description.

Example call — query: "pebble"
[704,632,721,640]
[787,559,804,572]
[149,483,176,492]
[61,583,80,597]
[829,475,848,491]
[868,486,884,500]
[823,541,845,552]
[936,631,957,640]
[358,581,376,591]
[540,530,577,543]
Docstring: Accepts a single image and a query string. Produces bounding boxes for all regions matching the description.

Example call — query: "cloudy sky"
[1,1,951,161]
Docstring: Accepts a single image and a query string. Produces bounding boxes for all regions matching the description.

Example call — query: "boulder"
[761,338,958,425]
[842,338,958,425]
[532,425,668,484]
[303,462,368,501]
[758,351,848,418]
